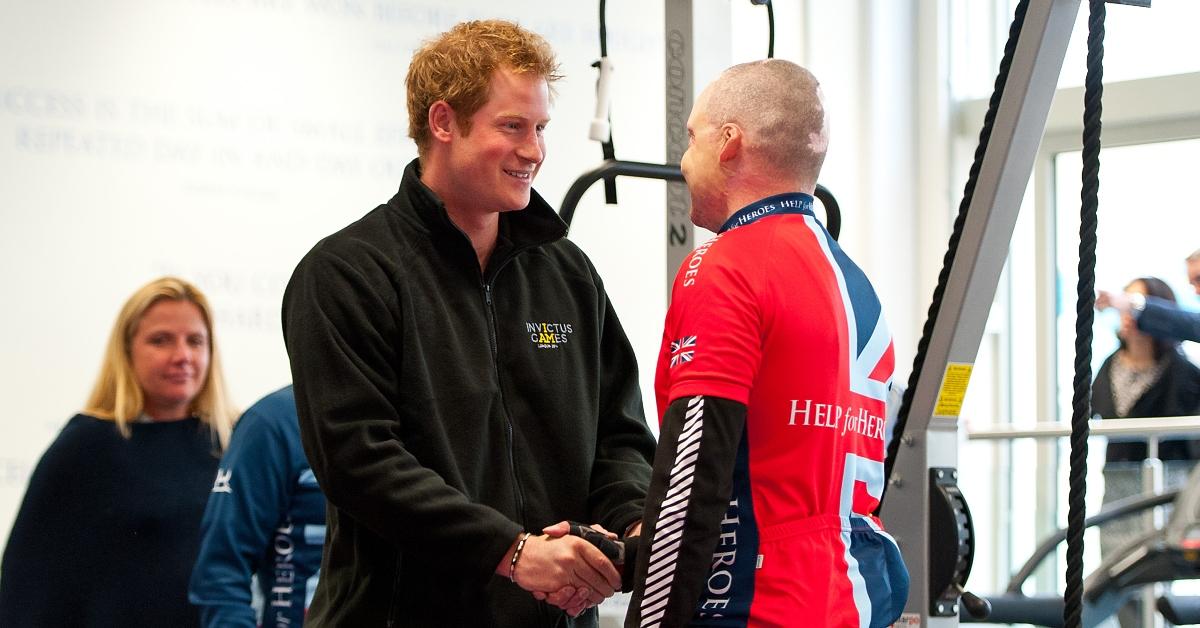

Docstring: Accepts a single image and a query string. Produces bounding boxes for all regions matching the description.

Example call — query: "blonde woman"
[0,276,236,627]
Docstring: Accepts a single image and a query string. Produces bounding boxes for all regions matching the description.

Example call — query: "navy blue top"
[189,386,326,628]
[0,414,220,627]
[1138,295,1200,343]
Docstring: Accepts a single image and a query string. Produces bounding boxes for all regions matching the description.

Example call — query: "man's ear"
[428,100,456,144]
[718,123,742,163]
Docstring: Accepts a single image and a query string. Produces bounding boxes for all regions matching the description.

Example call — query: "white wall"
[0,0,678,544]
[0,0,932,571]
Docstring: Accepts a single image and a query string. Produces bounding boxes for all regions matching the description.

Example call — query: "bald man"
[625,60,908,628]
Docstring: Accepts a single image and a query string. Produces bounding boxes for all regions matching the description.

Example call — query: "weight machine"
[562,1,1161,626]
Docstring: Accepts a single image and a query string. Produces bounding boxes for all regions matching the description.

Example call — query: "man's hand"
[531,521,622,616]
[1096,289,1130,313]
[506,529,620,612]
[543,520,617,540]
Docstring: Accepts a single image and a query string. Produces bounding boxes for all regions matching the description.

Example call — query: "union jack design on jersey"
[668,336,697,368]
[632,193,908,628]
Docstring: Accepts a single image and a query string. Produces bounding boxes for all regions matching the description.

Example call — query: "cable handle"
[589,56,615,143]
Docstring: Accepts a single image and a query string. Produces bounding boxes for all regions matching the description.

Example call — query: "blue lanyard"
[718,192,815,234]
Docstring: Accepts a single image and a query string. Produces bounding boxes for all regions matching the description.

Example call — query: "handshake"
[503,520,641,617]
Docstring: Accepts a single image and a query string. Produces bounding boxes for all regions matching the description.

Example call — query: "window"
[1058,1,1200,88]
[1055,139,1200,413]
[952,0,1200,598]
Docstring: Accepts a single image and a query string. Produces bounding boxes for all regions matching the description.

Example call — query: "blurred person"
[1098,249,1200,343]
[188,385,325,628]
[282,19,655,627]
[0,276,237,627]
[625,60,907,628]
[1095,276,1200,627]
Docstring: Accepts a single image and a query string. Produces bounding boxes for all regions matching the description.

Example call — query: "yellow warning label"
[932,362,973,418]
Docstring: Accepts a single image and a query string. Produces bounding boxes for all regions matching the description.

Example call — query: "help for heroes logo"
[527,321,574,349]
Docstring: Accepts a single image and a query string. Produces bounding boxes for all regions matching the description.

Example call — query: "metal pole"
[881,1,1081,625]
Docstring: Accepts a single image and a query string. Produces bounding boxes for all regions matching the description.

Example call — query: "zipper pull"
[484,283,492,306]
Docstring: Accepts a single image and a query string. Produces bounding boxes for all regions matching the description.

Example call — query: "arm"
[1138,296,1200,343]
[285,248,525,583]
[283,248,522,582]
[626,396,747,625]
[188,407,291,628]
[627,241,764,626]
[587,270,657,534]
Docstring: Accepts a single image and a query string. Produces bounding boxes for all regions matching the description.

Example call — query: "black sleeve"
[587,272,656,534]
[283,248,521,579]
[625,395,746,627]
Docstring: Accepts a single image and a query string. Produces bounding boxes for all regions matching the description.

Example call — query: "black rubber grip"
[568,522,623,564]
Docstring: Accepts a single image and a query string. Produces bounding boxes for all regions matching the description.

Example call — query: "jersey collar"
[718,192,815,234]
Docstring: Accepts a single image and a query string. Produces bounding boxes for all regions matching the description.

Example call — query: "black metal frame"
[558,159,842,240]
[960,489,1182,626]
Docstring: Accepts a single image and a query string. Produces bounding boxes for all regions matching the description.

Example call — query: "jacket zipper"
[482,278,528,526]
[385,554,403,627]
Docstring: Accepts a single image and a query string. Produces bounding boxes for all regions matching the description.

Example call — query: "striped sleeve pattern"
[639,396,706,626]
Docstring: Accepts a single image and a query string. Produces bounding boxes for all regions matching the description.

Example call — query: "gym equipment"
[964,416,1200,626]
[558,160,841,241]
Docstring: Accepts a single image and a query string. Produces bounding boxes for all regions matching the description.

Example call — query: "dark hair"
[1123,276,1179,359]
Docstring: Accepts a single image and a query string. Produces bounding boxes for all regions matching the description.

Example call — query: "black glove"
[620,534,640,592]
[567,522,623,563]
[564,522,641,592]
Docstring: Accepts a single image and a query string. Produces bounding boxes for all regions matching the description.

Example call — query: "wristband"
[509,532,532,583]
[1128,292,1146,317]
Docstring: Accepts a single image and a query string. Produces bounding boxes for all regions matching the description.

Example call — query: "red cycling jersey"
[629,193,907,628]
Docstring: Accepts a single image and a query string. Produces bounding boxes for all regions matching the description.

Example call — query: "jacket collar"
[391,158,568,250]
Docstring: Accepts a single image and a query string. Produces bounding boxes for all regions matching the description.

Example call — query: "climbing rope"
[1064,1,1105,626]
[879,0,1033,507]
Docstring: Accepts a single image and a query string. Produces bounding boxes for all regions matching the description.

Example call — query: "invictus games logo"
[527,321,574,349]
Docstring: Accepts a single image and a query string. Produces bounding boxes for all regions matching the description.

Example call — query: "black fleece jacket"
[283,159,655,627]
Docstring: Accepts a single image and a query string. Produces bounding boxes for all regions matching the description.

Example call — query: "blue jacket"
[1138,295,1200,343]
[189,386,326,628]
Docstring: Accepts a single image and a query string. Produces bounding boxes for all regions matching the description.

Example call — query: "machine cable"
[592,0,618,203]
[1064,1,1105,626]
[879,0,1033,509]
[876,0,1108,622]
[589,0,777,207]
[565,0,842,236]
[750,0,775,58]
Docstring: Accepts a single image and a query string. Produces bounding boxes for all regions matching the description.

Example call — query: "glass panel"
[958,175,1046,593]
[1053,138,1200,591]
[1055,138,1200,408]
[949,1,1015,101]
[952,0,1200,100]
[962,138,1200,596]
[1059,0,1200,89]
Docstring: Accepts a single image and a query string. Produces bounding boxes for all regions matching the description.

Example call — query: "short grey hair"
[703,59,827,179]
[1186,249,1200,263]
